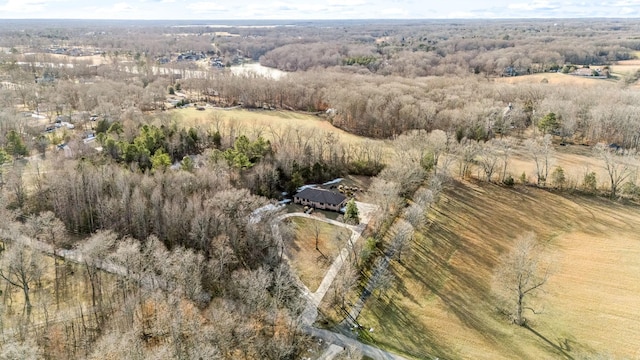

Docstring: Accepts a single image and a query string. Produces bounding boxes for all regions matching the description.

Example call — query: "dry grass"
[1,249,118,334]
[505,142,610,186]
[441,140,623,192]
[172,107,389,149]
[357,180,640,360]
[494,72,612,86]
[284,217,351,292]
[611,60,640,76]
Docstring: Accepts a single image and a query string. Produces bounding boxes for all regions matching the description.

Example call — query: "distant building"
[293,187,347,212]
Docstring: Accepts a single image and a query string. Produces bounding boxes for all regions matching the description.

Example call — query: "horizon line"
[0,17,639,21]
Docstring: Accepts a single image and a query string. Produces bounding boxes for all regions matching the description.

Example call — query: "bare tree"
[494,137,516,183]
[0,238,45,316]
[426,129,448,175]
[79,230,117,310]
[478,140,500,182]
[456,138,479,179]
[595,144,637,199]
[492,232,552,326]
[24,212,66,306]
[389,220,414,263]
[524,135,554,186]
[312,219,322,253]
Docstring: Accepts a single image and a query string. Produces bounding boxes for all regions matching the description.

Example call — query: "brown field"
[171,107,391,153]
[19,53,108,66]
[440,139,626,193]
[285,217,352,292]
[357,180,640,360]
[612,60,640,75]
[494,72,611,86]
[500,142,613,189]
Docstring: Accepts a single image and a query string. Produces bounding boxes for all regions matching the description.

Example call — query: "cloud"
[508,1,561,11]
[382,7,410,17]
[326,0,366,6]
[446,11,477,18]
[607,0,640,6]
[112,2,135,12]
[0,0,47,13]
[186,2,228,12]
[620,6,638,13]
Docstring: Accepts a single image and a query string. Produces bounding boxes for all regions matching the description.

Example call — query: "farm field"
[172,107,386,148]
[497,142,613,189]
[356,180,640,360]
[611,59,640,76]
[493,72,609,86]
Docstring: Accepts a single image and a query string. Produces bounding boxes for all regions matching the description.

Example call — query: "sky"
[1,0,640,20]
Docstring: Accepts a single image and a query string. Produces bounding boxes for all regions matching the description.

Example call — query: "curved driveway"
[272,203,408,360]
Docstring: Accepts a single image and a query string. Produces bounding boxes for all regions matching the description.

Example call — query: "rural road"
[273,203,409,360]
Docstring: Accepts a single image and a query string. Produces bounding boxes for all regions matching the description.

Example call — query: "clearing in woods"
[172,107,388,149]
[356,180,640,360]
[284,217,352,292]
[493,72,611,86]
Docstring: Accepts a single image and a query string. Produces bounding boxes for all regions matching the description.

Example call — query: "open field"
[611,60,640,76]
[285,217,352,292]
[496,142,612,188]
[171,106,390,150]
[438,139,625,192]
[357,180,640,359]
[494,72,612,86]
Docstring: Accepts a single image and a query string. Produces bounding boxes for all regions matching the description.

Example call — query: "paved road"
[306,325,408,360]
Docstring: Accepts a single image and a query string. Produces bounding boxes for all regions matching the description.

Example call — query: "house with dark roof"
[294,187,347,212]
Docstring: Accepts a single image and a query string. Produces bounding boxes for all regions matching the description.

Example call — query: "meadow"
[357,180,640,359]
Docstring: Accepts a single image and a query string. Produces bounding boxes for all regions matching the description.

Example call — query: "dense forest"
[1,18,640,359]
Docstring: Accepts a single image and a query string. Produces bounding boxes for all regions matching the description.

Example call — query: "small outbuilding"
[294,187,347,212]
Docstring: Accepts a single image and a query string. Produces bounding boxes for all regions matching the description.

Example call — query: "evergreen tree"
[344,199,359,224]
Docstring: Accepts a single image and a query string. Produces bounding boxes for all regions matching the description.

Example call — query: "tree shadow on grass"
[366,295,454,360]
[525,324,575,360]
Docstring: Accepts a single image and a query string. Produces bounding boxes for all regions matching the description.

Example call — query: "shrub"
[552,166,566,189]
[583,171,597,193]
[503,174,515,186]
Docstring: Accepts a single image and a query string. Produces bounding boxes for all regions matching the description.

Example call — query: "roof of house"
[294,187,346,206]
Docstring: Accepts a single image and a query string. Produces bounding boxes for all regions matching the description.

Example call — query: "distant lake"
[230,63,286,80]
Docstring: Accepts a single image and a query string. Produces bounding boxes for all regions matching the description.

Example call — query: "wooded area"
[1,18,640,359]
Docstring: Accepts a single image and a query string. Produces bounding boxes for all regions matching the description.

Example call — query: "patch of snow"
[249,203,284,224]
[322,178,343,186]
[296,184,318,193]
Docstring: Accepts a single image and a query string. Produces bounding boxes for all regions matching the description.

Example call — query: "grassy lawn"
[356,180,640,360]
[284,217,352,292]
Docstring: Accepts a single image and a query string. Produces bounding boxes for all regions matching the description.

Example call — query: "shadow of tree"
[525,324,575,360]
